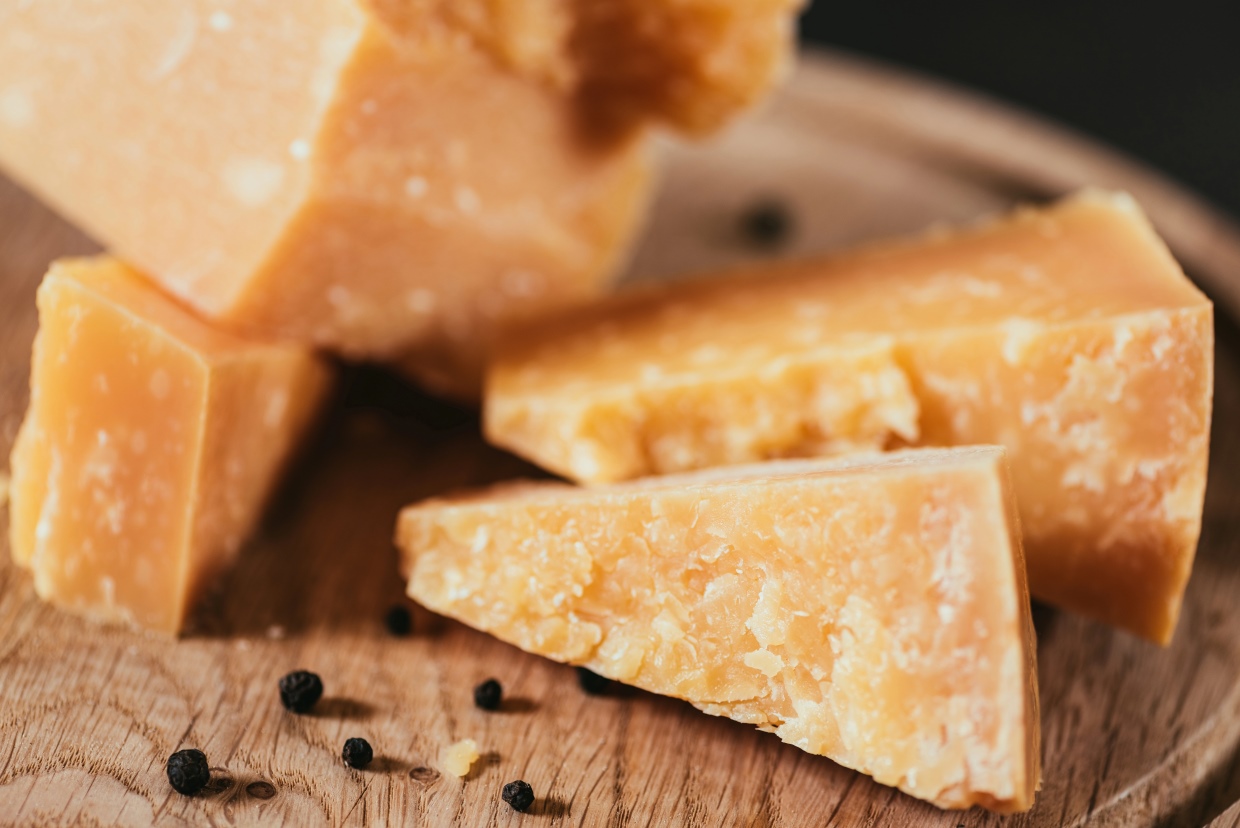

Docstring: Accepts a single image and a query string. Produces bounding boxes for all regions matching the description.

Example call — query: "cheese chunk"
[8,258,332,633]
[486,191,1214,642]
[440,738,480,778]
[398,447,1040,812]
[0,1,800,397]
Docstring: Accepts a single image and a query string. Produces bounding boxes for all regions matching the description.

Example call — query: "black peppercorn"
[740,198,793,247]
[342,737,374,769]
[576,667,615,695]
[278,669,323,713]
[473,678,503,711]
[166,748,211,795]
[502,779,535,812]
[384,605,413,636]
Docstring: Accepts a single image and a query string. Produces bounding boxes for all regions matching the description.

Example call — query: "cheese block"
[398,447,1040,812]
[570,0,805,136]
[485,191,1214,643]
[0,1,801,398]
[7,257,333,633]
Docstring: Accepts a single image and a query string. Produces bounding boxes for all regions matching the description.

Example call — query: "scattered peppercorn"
[278,669,323,713]
[384,604,413,636]
[342,737,374,769]
[576,667,613,695]
[166,748,211,796]
[473,678,503,711]
[502,779,535,812]
[740,198,793,247]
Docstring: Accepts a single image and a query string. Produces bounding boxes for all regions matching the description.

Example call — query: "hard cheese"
[0,1,799,397]
[398,447,1040,812]
[8,257,332,633]
[485,191,1214,643]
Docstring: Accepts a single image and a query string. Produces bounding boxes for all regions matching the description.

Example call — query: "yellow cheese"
[398,447,1040,812]
[0,1,800,397]
[8,257,332,633]
[440,738,480,778]
[485,191,1214,643]
[569,0,804,136]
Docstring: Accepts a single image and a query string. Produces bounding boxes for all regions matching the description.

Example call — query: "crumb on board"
[440,738,480,778]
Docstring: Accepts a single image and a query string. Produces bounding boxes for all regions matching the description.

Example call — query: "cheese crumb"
[743,648,785,678]
[223,158,286,208]
[208,11,233,32]
[440,738,479,778]
[454,186,480,214]
[404,176,428,199]
[0,86,35,128]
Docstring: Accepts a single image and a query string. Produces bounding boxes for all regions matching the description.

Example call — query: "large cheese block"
[8,257,332,633]
[0,1,800,397]
[485,191,1214,643]
[398,447,1040,812]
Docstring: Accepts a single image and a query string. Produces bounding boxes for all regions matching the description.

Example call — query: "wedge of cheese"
[485,191,1214,643]
[0,1,800,397]
[398,447,1040,812]
[8,257,333,633]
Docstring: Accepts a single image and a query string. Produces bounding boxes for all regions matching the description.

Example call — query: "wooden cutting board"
[1211,800,1240,828]
[2,50,1240,827]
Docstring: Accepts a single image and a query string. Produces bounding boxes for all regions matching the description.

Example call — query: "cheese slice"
[398,447,1040,812]
[485,191,1214,643]
[0,1,800,397]
[8,257,332,633]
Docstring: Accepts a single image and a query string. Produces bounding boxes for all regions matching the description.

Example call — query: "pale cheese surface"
[399,447,1039,812]
[485,192,1214,641]
[7,257,332,632]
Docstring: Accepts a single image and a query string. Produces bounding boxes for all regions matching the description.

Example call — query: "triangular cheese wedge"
[398,447,1040,811]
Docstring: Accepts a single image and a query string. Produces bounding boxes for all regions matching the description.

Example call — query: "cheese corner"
[8,257,332,633]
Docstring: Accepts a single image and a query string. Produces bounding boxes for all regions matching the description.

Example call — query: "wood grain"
[4,50,1240,827]
[1210,799,1240,828]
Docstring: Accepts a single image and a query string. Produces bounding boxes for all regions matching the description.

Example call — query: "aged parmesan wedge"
[8,257,332,633]
[398,447,1040,812]
[485,191,1214,642]
[0,0,801,397]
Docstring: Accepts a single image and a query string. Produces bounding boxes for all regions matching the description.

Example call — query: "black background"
[798,1,1240,217]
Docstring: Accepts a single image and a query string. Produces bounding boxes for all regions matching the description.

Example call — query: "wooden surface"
[3,50,1240,827]
[1210,799,1240,828]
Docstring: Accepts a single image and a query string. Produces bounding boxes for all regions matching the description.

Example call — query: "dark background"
[799,1,1240,217]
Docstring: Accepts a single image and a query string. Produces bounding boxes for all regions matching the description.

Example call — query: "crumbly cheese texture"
[440,738,480,778]
[485,191,1214,643]
[399,448,1040,812]
[7,257,332,633]
[0,1,800,398]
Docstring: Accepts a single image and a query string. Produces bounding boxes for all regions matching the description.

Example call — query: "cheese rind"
[485,191,1214,642]
[398,448,1040,812]
[569,0,804,136]
[8,257,332,633]
[0,1,800,397]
